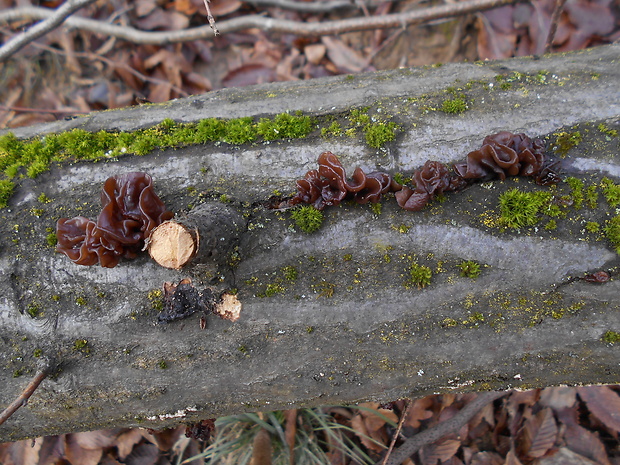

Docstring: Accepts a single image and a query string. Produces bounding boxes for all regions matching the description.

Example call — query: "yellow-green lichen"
[262,283,285,298]
[148,289,163,311]
[552,131,582,156]
[313,280,335,298]
[370,202,382,216]
[602,331,620,344]
[73,339,90,354]
[597,123,618,138]
[282,266,298,281]
[37,193,51,203]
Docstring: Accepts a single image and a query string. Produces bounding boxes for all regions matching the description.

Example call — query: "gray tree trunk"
[1,44,619,442]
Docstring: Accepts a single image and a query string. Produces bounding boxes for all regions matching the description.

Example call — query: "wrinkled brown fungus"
[290,151,401,210]
[396,161,464,211]
[56,172,173,268]
[276,131,559,214]
[583,270,610,283]
[453,131,552,183]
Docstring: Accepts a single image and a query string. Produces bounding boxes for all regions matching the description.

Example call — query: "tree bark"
[0,44,619,442]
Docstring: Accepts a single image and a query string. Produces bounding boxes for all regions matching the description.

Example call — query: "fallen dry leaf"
[304,44,326,65]
[404,395,435,429]
[578,386,620,433]
[562,423,612,465]
[321,36,369,74]
[539,386,577,412]
[419,438,461,465]
[518,407,558,459]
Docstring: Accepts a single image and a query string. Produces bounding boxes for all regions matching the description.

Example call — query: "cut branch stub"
[147,221,198,269]
[147,202,245,269]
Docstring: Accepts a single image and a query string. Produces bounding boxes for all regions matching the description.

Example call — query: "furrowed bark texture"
[1,45,619,441]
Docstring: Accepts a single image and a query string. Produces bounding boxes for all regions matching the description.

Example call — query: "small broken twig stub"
[147,202,245,270]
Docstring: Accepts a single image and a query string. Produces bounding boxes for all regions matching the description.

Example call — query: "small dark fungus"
[157,279,242,324]
[453,131,552,183]
[396,161,457,211]
[583,270,610,283]
[185,419,216,441]
[159,278,216,323]
[290,151,400,210]
[56,172,173,267]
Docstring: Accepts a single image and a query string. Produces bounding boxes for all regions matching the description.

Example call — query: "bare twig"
[0,104,81,115]
[245,0,404,13]
[0,0,97,62]
[0,0,522,45]
[377,390,509,465]
[0,369,49,427]
[544,0,567,54]
[382,400,411,465]
[202,0,219,36]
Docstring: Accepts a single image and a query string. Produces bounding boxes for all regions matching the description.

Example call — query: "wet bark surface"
[0,44,619,442]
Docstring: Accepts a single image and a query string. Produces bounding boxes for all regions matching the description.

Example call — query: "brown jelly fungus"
[56,172,173,268]
[290,151,401,210]
[453,131,548,182]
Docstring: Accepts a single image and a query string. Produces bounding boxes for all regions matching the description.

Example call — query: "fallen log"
[0,44,619,442]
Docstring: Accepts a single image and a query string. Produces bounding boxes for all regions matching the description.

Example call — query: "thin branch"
[377,390,509,465]
[0,0,522,46]
[246,0,361,13]
[0,0,98,62]
[0,104,81,114]
[382,400,411,465]
[0,369,49,427]
[544,0,567,54]
[202,0,219,36]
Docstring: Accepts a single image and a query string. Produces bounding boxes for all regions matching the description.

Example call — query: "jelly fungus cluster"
[287,131,559,212]
[56,172,173,267]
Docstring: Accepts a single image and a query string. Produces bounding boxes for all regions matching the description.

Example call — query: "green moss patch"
[601,177,620,207]
[406,263,432,289]
[602,330,620,344]
[499,189,552,228]
[0,179,14,208]
[363,122,398,148]
[604,214,620,254]
[256,112,313,140]
[457,260,481,279]
[441,98,467,114]
[291,205,324,233]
